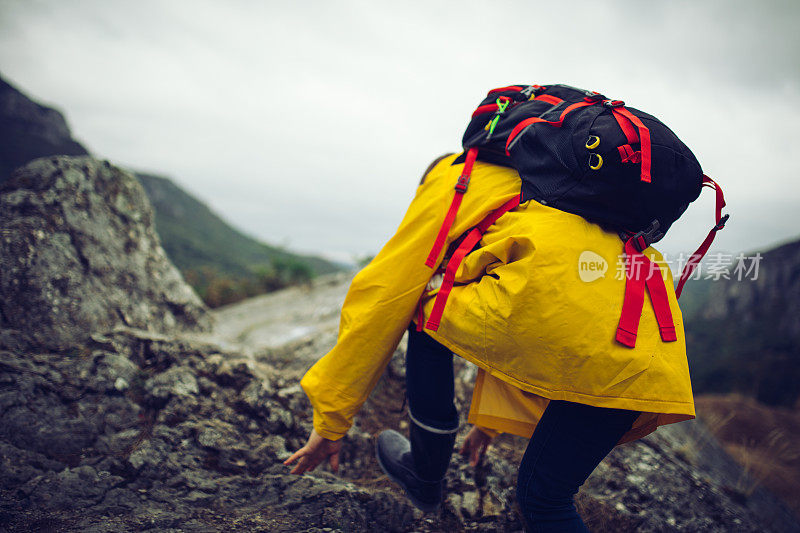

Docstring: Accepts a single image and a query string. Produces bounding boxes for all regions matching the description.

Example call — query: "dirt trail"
[209,272,354,367]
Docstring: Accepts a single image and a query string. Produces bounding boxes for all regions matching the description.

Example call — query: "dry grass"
[695,394,800,517]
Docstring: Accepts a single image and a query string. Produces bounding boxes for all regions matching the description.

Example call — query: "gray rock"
[0,156,211,351]
[28,465,124,511]
[196,421,239,451]
[94,351,141,391]
[145,365,200,400]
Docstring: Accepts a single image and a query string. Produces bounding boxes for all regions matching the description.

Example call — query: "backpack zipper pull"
[485,97,511,140]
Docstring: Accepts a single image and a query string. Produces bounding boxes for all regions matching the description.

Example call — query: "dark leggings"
[405,327,639,532]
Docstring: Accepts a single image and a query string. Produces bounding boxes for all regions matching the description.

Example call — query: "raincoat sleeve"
[300,157,457,440]
[300,154,522,440]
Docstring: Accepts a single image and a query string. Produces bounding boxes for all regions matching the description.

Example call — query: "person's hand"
[284,429,343,475]
[459,426,492,467]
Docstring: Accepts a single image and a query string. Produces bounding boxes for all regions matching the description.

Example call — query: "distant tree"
[181,260,315,309]
[272,257,313,286]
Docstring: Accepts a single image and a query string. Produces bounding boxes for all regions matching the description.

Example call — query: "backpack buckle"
[714,213,730,231]
[583,91,606,102]
[520,84,545,98]
[603,99,625,108]
[455,174,470,192]
[629,220,663,252]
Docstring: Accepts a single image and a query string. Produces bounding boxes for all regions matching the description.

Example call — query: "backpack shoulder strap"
[424,148,479,268]
[424,194,521,332]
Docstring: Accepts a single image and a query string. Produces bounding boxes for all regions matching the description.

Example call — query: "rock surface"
[683,238,800,407]
[0,328,417,532]
[1,321,797,532]
[212,272,350,359]
[0,156,211,351]
[700,239,800,339]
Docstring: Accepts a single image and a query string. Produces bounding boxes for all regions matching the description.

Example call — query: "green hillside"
[0,72,342,309]
[135,172,341,306]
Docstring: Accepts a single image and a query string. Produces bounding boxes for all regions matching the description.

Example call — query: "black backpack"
[420,84,728,348]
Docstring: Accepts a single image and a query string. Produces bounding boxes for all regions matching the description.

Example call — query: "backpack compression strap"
[616,237,678,348]
[424,148,479,268]
[424,194,521,332]
[502,95,653,184]
[609,103,652,183]
[675,175,729,298]
[504,100,599,154]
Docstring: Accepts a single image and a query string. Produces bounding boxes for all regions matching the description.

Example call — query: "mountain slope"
[683,238,800,406]
[0,76,88,179]
[0,72,340,303]
[135,172,339,279]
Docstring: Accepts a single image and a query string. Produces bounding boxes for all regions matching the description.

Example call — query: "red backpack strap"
[425,195,521,332]
[504,99,600,154]
[533,94,563,106]
[425,148,478,268]
[675,175,729,298]
[488,85,524,95]
[616,237,678,348]
[610,104,652,183]
[646,262,678,342]
[615,241,646,348]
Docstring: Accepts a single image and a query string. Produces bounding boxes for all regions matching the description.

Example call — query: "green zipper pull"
[485,97,511,139]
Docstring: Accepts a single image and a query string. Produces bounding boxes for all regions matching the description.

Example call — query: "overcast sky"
[1,0,798,264]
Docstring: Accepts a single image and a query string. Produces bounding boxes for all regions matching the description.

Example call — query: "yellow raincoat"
[301,153,694,443]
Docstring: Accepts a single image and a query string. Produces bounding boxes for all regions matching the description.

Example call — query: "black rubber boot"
[375,422,456,512]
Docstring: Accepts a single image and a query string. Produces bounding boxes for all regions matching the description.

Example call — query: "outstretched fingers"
[285,430,342,475]
[471,440,488,467]
[283,448,304,467]
[460,427,492,467]
[284,447,319,475]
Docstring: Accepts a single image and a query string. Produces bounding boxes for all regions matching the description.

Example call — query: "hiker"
[285,84,726,531]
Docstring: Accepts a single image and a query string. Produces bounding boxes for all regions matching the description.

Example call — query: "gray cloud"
[0,0,798,263]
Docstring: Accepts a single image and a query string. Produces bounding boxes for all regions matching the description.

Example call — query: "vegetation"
[183,258,314,308]
[695,394,800,517]
[135,172,340,308]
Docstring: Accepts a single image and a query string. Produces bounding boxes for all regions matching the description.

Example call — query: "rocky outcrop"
[0,75,88,183]
[0,156,211,351]
[1,325,797,532]
[684,238,800,406]
[701,239,800,339]
[0,328,417,532]
[0,72,339,302]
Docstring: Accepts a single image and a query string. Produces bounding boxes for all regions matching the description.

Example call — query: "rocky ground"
[1,156,798,532]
